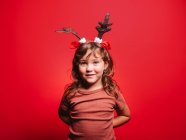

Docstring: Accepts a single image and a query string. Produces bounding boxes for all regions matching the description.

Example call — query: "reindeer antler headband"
[56,13,112,50]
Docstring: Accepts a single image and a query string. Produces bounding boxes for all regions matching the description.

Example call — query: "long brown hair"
[64,42,120,102]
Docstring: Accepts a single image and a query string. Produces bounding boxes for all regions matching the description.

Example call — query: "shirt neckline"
[77,87,104,94]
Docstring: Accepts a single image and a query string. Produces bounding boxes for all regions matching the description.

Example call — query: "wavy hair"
[64,42,120,102]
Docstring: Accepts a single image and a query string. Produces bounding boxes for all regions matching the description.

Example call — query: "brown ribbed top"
[60,88,126,140]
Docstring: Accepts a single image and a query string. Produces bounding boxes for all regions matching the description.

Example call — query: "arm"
[58,107,72,126]
[58,93,72,126]
[113,104,131,128]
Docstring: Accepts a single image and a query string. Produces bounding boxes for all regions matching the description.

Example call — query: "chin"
[83,78,98,84]
[85,80,97,84]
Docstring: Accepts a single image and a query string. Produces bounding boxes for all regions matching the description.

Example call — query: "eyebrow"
[79,58,102,62]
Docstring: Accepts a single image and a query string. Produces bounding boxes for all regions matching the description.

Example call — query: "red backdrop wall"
[1,0,186,140]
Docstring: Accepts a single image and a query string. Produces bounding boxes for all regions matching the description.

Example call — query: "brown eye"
[79,61,87,66]
[93,61,99,64]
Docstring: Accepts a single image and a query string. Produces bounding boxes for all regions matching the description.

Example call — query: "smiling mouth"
[85,74,95,76]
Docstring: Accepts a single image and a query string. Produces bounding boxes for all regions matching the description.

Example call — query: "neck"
[80,80,103,91]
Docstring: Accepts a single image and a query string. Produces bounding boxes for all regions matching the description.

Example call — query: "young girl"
[58,13,131,140]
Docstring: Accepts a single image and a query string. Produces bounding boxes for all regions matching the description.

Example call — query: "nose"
[86,63,93,72]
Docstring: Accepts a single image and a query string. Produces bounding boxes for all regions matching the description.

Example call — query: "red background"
[1,0,186,140]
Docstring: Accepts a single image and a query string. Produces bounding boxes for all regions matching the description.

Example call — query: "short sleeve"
[114,91,126,111]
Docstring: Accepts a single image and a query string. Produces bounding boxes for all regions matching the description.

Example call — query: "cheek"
[78,66,85,74]
[95,65,105,73]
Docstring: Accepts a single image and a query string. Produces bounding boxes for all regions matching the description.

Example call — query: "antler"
[96,13,113,39]
[55,27,82,39]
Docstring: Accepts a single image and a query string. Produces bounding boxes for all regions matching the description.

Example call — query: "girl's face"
[78,49,108,87]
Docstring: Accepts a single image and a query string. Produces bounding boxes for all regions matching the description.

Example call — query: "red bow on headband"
[70,41,111,50]
[100,41,111,50]
[70,41,80,49]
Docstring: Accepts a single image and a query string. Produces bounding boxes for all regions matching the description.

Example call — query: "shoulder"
[115,89,125,100]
